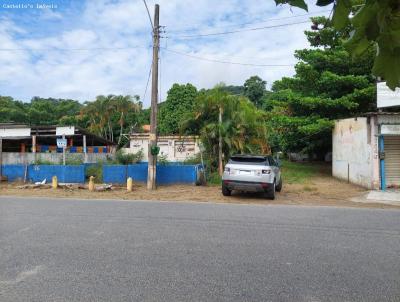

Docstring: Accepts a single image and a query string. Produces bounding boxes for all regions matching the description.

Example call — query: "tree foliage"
[158,83,198,135]
[274,0,400,90]
[80,95,142,146]
[182,85,269,171]
[244,76,267,107]
[0,94,146,147]
[265,15,376,157]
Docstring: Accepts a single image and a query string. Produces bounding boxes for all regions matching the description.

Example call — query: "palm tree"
[114,95,141,145]
[181,86,269,176]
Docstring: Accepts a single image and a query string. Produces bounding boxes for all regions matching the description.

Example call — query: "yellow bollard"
[127,177,133,192]
[89,176,95,192]
[52,176,58,189]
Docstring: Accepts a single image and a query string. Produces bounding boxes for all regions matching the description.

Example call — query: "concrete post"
[32,135,37,163]
[83,135,88,164]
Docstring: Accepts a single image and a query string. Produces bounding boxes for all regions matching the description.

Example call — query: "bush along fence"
[103,163,203,185]
[1,164,85,183]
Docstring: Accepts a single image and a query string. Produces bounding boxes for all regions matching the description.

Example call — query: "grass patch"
[282,160,330,184]
[207,172,221,186]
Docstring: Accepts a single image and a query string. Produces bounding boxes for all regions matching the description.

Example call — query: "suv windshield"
[229,156,269,166]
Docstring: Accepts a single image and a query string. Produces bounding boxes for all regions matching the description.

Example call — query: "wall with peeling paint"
[332,117,379,189]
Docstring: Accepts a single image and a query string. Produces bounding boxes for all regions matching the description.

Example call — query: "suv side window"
[268,156,276,167]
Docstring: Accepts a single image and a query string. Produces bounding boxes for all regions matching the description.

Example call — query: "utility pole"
[147,4,160,190]
[218,106,223,176]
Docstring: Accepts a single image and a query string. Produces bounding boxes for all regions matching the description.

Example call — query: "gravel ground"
[0,175,396,209]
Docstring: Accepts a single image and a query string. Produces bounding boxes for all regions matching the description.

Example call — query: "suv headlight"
[262,169,271,174]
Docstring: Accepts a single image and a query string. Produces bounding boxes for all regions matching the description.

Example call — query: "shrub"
[64,154,83,165]
[85,164,103,183]
[115,149,144,165]
[157,154,169,165]
[183,154,202,165]
[33,158,54,165]
[207,171,221,186]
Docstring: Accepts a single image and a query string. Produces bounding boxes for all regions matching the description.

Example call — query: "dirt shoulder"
[0,175,398,209]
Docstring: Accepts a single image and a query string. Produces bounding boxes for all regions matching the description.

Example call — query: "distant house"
[127,132,200,162]
[332,112,400,190]
[0,124,116,164]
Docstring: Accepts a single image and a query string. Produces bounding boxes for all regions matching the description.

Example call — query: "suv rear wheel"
[222,184,231,196]
[266,181,275,200]
[276,177,282,192]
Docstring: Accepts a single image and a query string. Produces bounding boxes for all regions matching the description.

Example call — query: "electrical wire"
[162,48,294,67]
[143,63,152,103]
[168,9,331,33]
[169,20,311,39]
[0,46,150,51]
[142,0,154,29]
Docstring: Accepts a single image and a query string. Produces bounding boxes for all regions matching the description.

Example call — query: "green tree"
[244,76,267,107]
[274,0,400,90]
[158,83,198,135]
[266,15,376,158]
[80,95,142,145]
[182,85,268,174]
[0,96,27,123]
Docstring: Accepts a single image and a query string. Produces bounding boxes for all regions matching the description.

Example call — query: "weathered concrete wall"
[1,153,114,164]
[127,134,200,162]
[332,117,376,189]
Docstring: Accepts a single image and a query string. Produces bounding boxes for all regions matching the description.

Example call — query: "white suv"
[222,154,282,199]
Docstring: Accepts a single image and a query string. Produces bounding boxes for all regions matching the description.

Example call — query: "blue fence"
[1,163,200,185]
[27,165,85,183]
[103,163,200,185]
[1,164,25,181]
[1,164,85,183]
[103,165,127,184]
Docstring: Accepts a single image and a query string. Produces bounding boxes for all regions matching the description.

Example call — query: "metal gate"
[384,136,400,187]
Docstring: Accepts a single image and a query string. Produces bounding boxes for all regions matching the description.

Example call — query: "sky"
[0,0,331,107]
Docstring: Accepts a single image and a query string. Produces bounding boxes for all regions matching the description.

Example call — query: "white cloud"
[0,0,330,106]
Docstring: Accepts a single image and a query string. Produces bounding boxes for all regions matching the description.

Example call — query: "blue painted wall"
[103,164,200,185]
[1,164,199,185]
[1,164,25,181]
[27,165,85,183]
[127,163,148,182]
[103,165,127,184]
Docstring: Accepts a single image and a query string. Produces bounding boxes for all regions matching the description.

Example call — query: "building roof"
[0,124,116,145]
[364,112,400,116]
[130,133,199,140]
[142,124,151,132]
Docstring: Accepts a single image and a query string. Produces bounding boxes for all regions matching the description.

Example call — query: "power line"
[162,48,294,67]
[0,46,150,51]
[142,0,154,29]
[168,9,331,33]
[143,63,152,102]
[169,20,311,39]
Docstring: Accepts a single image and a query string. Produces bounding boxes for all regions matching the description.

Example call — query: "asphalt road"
[0,197,399,302]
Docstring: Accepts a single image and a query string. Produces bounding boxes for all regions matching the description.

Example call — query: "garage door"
[384,136,400,187]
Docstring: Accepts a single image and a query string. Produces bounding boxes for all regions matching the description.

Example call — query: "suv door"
[268,156,281,183]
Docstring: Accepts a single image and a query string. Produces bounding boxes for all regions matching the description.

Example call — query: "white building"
[332,113,400,190]
[127,133,200,162]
